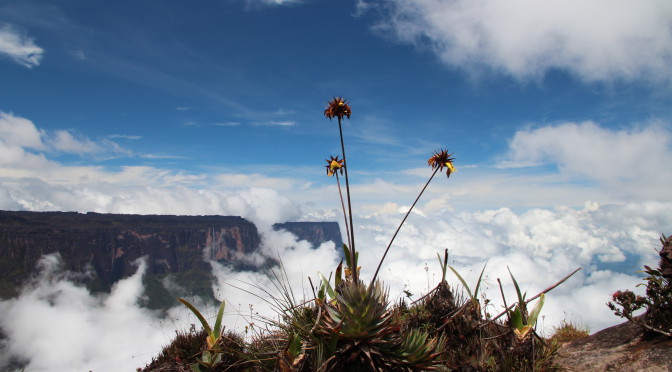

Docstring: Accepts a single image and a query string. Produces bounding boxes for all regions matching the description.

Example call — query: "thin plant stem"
[338,116,357,283]
[335,173,352,250]
[371,166,440,285]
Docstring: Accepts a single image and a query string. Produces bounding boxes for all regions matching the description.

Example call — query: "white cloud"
[352,200,668,333]
[0,24,44,68]
[0,254,169,371]
[1,110,671,370]
[0,174,669,370]
[500,121,672,201]
[367,0,672,82]
[49,130,104,155]
[0,112,46,149]
[0,111,133,163]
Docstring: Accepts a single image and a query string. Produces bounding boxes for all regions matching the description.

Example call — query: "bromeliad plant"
[178,298,227,371]
[506,268,545,341]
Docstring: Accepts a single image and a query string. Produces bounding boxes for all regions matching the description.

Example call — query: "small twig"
[490,267,582,323]
[436,302,469,331]
[622,314,672,337]
[481,331,511,341]
[411,283,441,305]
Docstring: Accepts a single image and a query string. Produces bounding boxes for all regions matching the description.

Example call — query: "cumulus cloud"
[500,121,672,200]
[365,0,672,82]
[0,24,44,68]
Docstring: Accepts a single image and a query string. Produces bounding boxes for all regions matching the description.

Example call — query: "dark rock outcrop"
[273,221,343,248]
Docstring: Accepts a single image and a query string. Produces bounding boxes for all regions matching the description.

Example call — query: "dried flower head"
[324,97,351,120]
[428,149,456,177]
[325,155,344,177]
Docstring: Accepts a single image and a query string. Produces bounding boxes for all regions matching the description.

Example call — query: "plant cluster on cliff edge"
[608,234,672,338]
[143,97,581,372]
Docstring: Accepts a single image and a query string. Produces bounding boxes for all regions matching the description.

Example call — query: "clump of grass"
[547,319,590,344]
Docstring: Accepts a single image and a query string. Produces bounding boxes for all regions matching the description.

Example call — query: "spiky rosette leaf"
[317,281,399,371]
[322,281,393,340]
[397,329,447,370]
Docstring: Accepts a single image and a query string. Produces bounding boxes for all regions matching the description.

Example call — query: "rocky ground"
[556,320,672,371]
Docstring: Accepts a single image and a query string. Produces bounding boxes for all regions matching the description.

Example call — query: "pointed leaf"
[526,293,545,326]
[335,259,343,287]
[507,267,525,307]
[318,272,336,300]
[213,300,226,339]
[342,244,352,268]
[178,298,213,336]
[509,307,524,330]
[449,265,473,300]
[472,262,488,300]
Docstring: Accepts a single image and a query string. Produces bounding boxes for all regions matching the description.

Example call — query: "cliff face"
[0,211,260,306]
[0,211,342,308]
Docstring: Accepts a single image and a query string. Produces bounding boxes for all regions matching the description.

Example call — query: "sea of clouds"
[1,109,671,371]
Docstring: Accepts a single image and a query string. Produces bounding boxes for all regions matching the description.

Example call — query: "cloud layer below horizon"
[0,110,671,371]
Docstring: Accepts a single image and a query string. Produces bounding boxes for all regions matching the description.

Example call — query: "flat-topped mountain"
[0,210,341,308]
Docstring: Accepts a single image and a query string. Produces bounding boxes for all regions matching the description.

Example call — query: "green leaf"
[472,262,488,301]
[335,259,343,287]
[212,352,222,366]
[509,307,524,330]
[507,267,526,307]
[288,333,302,359]
[318,272,336,300]
[526,293,545,326]
[342,244,352,268]
[448,265,473,300]
[201,350,212,364]
[213,300,226,340]
[178,298,213,336]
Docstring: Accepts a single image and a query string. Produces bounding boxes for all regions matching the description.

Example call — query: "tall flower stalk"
[324,97,357,283]
[371,149,455,284]
[325,155,352,250]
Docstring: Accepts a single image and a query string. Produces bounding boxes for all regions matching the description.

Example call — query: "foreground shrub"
[607,234,672,338]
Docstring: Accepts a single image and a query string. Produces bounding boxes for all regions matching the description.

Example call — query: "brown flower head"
[324,97,351,120]
[428,148,456,178]
[325,155,345,177]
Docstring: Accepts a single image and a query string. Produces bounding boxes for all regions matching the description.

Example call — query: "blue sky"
[1,1,672,369]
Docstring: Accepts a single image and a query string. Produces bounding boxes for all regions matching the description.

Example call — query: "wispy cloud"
[0,24,44,68]
[366,0,672,83]
[108,134,142,140]
[259,120,297,127]
[0,112,131,163]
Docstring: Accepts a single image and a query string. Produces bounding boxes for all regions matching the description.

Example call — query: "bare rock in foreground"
[556,320,672,371]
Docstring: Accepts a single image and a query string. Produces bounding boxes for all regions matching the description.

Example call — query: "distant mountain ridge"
[0,210,341,308]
